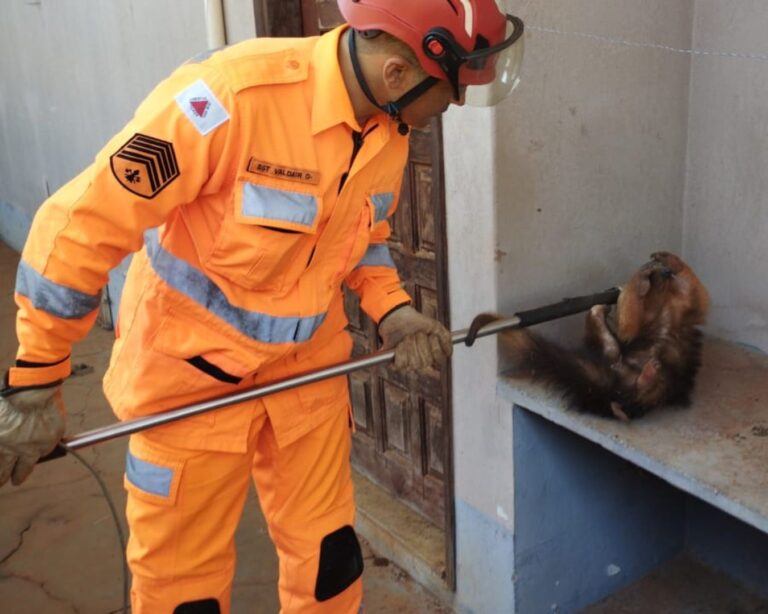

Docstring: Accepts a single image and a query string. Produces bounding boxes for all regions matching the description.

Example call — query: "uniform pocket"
[294,331,353,410]
[152,308,258,385]
[145,309,261,427]
[185,355,242,384]
[259,330,352,443]
[206,178,322,291]
[124,436,185,507]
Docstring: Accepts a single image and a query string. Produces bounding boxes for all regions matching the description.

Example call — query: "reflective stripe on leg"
[125,427,262,614]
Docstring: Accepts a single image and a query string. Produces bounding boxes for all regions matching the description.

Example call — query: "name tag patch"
[247,158,320,185]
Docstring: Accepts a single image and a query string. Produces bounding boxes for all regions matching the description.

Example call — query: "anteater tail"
[500,329,616,417]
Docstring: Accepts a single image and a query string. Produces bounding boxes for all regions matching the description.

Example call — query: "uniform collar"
[311,25,365,135]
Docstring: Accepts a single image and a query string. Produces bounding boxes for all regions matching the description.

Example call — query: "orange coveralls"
[11,25,411,613]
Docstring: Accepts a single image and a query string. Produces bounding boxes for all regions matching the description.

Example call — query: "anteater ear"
[638,276,652,297]
[637,358,661,392]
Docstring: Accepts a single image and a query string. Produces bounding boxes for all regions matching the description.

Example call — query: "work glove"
[378,305,453,372]
[0,382,65,486]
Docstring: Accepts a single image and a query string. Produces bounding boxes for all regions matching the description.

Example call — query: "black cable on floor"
[68,448,129,613]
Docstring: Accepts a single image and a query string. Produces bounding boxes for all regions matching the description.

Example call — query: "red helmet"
[338,0,524,105]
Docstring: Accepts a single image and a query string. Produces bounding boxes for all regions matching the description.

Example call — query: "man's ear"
[381,55,414,95]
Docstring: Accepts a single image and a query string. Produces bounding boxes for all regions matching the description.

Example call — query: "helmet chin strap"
[349,29,439,136]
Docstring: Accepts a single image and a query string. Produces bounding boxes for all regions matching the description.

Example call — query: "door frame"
[253,0,303,37]
[252,0,456,590]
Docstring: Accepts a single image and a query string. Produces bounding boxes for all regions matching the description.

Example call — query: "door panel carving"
[299,0,454,546]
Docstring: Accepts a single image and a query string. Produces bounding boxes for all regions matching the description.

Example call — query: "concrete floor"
[0,240,450,614]
[584,555,768,614]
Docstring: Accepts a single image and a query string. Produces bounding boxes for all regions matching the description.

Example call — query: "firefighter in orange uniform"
[0,1,523,612]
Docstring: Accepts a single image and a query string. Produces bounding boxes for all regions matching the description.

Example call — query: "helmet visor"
[464,15,525,107]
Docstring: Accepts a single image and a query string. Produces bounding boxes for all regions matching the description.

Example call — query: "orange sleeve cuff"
[8,358,72,387]
[360,287,412,325]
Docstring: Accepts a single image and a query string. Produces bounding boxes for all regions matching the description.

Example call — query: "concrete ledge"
[352,470,455,608]
[501,336,768,611]
[498,337,768,535]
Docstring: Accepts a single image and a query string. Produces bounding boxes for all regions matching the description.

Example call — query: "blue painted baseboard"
[687,498,768,598]
[513,406,685,614]
[454,498,516,613]
[512,405,768,610]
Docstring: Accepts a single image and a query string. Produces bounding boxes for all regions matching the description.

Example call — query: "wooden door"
[344,123,452,528]
[260,0,455,585]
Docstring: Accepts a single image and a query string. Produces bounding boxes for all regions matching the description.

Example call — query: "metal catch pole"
[40,287,620,462]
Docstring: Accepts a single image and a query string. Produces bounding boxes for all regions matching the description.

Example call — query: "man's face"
[399,80,467,129]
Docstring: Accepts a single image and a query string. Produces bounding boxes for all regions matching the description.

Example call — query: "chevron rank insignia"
[110,134,180,199]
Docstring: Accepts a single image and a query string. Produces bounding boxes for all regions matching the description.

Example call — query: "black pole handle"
[464,287,620,347]
[516,287,620,328]
[38,443,68,464]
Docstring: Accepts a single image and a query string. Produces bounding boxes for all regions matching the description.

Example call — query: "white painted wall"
[443,1,768,610]
[447,0,694,514]
[444,106,517,611]
[0,0,255,219]
[495,0,694,342]
[684,0,768,351]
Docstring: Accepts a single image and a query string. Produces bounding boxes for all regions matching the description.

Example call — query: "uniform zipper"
[305,125,379,273]
[337,125,378,194]
[305,127,371,272]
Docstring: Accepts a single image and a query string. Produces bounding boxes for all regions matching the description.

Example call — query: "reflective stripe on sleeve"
[145,230,326,344]
[370,193,394,223]
[242,182,318,228]
[15,260,102,319]
[354,244,396,269]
